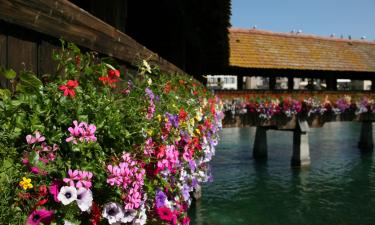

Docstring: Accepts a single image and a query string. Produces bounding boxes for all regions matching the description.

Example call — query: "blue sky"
[231,0,375,40]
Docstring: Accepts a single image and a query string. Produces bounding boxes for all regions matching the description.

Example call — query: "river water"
[189,122,375,225]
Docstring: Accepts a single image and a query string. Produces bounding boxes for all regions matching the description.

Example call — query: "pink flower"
[59,80,79,98]
[26,131,45,145]
[63,169,78,187]
[49,180,62,202]
[66,120,97,144]
[27,209,54,225]
[63,169,93,189]
[157,207,174,221]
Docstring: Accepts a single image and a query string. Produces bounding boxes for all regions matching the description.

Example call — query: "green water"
[189,122,375,225]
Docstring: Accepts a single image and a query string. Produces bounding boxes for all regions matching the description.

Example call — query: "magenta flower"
[63,169,93,189]
[66,120,97,144]
[26,131,45,145]
[106,153,145,210]
[26,209,54,225]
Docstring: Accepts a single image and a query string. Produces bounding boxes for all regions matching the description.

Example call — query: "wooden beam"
[0,0,185,75]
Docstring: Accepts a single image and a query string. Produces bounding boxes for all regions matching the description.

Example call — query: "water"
[189,122,375,225]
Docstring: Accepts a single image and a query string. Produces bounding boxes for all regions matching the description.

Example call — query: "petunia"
[102,202,125,224]
[157,206,174,221]
[155,190,167,208]
[57,186,77,205]
[121,209,137,223]
[26,209,54,225]
[76,188,93,212]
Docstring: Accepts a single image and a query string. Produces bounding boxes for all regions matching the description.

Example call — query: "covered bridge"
[226,28,375,91]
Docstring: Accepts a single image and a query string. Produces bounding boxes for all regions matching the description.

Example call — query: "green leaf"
[0,89,11,100]
[4,69,16,79]
[16,71,43,95]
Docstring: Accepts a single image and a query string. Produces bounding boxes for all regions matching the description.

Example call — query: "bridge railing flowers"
[222,94,375,127]
[0,42,224,224]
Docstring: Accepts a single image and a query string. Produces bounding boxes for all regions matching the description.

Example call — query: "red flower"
[157,207,174,221]
[179,108,188,121]
[59,80,79,98]
[99,69,120,88]
[35,199,48,206]
[90,202,101,225]
[38,185,48,197]
[164,81,171,94]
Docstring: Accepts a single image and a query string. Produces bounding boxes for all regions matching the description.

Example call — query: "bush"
[0,42,223,225]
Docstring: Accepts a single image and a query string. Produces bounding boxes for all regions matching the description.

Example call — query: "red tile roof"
[229,28,375,72]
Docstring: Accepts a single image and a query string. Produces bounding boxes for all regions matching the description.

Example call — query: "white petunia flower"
[76,187,93,212]
[132,205,147,225]
[103,202,125,224]
[58,186,77,205]
[121,209,137,223]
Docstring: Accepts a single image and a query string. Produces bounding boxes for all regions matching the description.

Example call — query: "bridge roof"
[229,28,375,72]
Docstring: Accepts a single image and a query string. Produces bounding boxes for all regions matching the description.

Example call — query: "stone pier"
[253,126,268,159]
[358,121,373,152]
[291,120,311,167]
[253,120,311,167]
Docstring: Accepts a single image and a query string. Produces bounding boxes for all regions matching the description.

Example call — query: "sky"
[230,0,375,41]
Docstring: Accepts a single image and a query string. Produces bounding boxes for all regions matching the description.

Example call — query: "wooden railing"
[0,0,184,75]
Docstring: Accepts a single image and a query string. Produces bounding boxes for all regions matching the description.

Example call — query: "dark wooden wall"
[0,21,60,87]
[0,0,185,88]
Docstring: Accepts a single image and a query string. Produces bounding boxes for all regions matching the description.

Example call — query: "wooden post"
[269,76,276,90]
[253,126,268,159]
[358,121,373,152]
[237,75,243,90]
[326,77,337,91]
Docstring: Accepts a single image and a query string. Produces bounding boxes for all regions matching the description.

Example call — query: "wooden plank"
[0,0,184,75]
[7,35,38,74]
[38,40,58,79]
[0,22,7,87]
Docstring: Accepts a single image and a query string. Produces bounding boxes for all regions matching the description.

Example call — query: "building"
[209,28,375,91]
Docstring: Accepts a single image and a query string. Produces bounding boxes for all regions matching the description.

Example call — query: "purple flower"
[155,190,167,208]
[166,113,179,128]
[145,88,154,100]
[181,184,191,201]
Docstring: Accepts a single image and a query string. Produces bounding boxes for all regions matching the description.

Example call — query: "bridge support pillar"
[291,120,311,167]
[358,121,373,152]
[253,126,268,159]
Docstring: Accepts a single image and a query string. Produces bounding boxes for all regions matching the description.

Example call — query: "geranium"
[26,209,54,225]
[66,120,97,144]
[99,69,120,88]
[26,131,45,145]
[59,80,79,98]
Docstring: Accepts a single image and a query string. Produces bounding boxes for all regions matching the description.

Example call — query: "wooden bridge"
[216,90,375,167]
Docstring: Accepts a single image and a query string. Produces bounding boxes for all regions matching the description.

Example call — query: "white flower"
[121,209,137,223]
[58,186,77,205]
[147,78,152,85]
[142,60,151,73]
[76,188,93,212]
[103,202,125,224]
[132,205,147,225]
[64,220,78,225]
